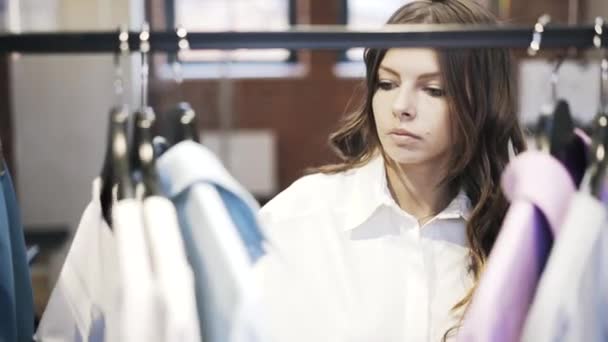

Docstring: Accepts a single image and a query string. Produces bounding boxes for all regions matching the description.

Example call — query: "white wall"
[11,0,143,234]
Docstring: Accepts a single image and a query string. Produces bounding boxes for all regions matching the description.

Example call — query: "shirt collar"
[342,154,472,231]
[157,141,260,211]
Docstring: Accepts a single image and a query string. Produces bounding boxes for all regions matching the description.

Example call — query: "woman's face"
[372,48,452,170]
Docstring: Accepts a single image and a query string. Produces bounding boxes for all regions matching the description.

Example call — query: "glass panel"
[176,0,291,62]
[346,0,413,61]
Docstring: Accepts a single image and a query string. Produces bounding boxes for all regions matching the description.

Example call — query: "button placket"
[402,229,430,341]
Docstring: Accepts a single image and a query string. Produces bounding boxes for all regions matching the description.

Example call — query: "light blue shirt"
[0,163,34,342]
[157,141,266,342]
[216,186,265,262]
[0,167,17,342]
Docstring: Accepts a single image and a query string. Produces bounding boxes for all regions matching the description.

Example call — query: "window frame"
[165,0,298,64]
[332,0,367,79]
[338,0,350,62]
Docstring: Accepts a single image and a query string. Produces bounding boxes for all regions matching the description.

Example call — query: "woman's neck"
[384,158,452,225]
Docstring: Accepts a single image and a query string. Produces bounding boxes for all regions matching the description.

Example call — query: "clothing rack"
[0,24,603,53]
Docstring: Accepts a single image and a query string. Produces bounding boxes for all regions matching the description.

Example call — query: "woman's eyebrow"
[378,65,399,77]
[379,66,440,81]
[417,72,441,81]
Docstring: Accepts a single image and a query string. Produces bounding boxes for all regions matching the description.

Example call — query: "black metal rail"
[0,24,602,54]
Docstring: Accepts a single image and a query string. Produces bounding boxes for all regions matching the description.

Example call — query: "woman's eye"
[424,87,445,97]
[377,81,396,91]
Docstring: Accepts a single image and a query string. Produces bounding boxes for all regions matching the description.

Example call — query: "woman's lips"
[389,128,422,140]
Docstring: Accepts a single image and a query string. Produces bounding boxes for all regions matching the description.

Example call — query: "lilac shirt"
[456,151,576,342]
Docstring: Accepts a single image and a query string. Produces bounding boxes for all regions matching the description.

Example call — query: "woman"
[259,0,526,340]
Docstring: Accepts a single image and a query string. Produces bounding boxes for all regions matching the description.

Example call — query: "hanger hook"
[528,14,551,57]
[114,26,129,106]
[550,55,566,103]
[528,15,562,103]
[172,25,189,85]
[595,17,608,116]
[582,16,608,198]
[140,22,151,110]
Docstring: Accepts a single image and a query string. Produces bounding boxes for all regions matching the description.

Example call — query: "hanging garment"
[0,168,17,342]
[142,196,201,342]
[258,153,473,342]
[216,187,265,262]
[457,151,576,342]
[157,141,267,342]
[36,179,120,342]
[521,192,608,341]
[112,198,161,342]
[1,164,35,342]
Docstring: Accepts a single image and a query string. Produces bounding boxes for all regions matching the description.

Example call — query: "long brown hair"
[315,0,526,338]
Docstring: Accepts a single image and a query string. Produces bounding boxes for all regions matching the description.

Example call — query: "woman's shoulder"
[259,168,358,225]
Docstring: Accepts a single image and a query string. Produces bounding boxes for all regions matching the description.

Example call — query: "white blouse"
[258,155,474,342]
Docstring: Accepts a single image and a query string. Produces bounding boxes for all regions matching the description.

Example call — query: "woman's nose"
[392,89,416,119]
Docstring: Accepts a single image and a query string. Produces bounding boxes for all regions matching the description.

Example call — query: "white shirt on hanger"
[112,198,161,342]
[522,192,608,341]
[142,196,201,342]
[258,154,473,342]
[35,179,121,342]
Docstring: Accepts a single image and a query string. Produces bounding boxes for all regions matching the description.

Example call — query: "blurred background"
[0,0,606,321]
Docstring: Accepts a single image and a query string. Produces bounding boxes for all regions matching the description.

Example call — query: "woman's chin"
[383,149,426,166]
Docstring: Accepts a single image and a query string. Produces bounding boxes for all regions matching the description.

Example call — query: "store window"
[340,0,413,61]
[167,0,296,63]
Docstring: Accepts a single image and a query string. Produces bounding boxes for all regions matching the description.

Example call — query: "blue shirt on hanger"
[216,186,265,262]
[157,141,267,342]
[0,167,17,342]
[1,163,35,342]
[157,141,266,262]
